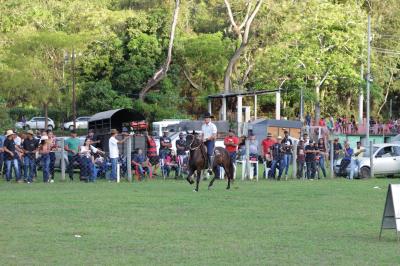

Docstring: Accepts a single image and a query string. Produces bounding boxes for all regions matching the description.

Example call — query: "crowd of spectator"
[0,111,395,183]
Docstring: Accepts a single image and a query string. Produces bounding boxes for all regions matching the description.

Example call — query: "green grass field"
[1,176,400,265]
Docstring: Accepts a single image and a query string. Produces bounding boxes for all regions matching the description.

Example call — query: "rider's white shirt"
[201,122,217,140]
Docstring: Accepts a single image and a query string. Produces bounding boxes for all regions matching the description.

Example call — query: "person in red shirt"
[224,130,239,163]
[261,132,276,162]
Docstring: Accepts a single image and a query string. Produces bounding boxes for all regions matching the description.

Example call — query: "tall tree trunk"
[138,0,180,100]
[223,0,263,93]
[378,71,394,116]
[315,67,331,125]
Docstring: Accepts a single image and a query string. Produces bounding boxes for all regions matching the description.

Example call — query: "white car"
[15,117,55,130]
[335,143,400,178]
[63,116,91,130]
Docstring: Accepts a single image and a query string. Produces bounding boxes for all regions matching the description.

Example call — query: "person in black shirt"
[87,129,101,148]
[317,138,327,178]
[269,136,285,180]
[176,133,188,156]
[305,139,316,179]
[281,130,293,179]
[331,137,343,168]
[22,130,38,183]
[159,130,172,159]
[3,130,22,182]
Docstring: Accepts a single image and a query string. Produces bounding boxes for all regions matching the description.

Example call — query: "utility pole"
[366,14,371,142]
[359,64,364,125]
[72,48,76,130]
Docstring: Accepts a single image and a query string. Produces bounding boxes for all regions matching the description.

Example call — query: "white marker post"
[116,163,120,183]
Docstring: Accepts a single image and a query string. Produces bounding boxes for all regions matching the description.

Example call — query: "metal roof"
[207,89,280,99]
[89,109,123,122]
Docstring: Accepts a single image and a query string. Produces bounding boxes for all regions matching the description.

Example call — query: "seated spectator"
[238,136,247,160]
[163,150,179,178]
[261,132,275,165]
[132,148,151,180]
[79,138,104,182]
[248,134,259,177]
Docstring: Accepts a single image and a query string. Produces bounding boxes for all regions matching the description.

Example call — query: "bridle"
[186,134,202,151]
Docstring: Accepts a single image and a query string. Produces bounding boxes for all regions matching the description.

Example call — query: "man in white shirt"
[201,112,217,172]
[349,141,365,180]
[109,129,130,181]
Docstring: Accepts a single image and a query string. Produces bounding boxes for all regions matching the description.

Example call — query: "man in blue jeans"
[3,130,22,182]
[22,130,38,183]
[0,131,5,178]
[109,129,130,181]
[201,112,217,175]
[270,136,285,180]
[281,130,293,179]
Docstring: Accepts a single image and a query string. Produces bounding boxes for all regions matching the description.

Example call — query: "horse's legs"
[208,165,219,189]
[195,170,201,192]
[225,164,234,190]
[186,169,194,185]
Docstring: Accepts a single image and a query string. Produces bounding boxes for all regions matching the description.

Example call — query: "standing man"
[332,137,343,171]
[296,139,306,179]
[145,131,160,174]
[201,112,217,172]
[109,129,130,182]
[281,130,293,179]
[47,130,57,182]
[0,131,5,178]
[22,130,38,183]
[270,136,285,180]
[86,129,101,148]
[340,143,353,178]
[349,141,365,179]
[3,130,22,182]
[305,139,316,179]
[224,130,239,163]
[159,130,172,160]
[64,130,80,181]
[176,132,188,177]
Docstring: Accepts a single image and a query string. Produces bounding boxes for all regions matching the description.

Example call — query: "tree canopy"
[0,0,399,126]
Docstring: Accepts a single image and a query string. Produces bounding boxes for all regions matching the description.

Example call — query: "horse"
[185,132,234,191]
[208,147,234,190]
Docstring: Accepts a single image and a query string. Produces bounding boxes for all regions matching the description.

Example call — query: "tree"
[223,0,263,93]
[138,0,180,100]
[1,32,83,128]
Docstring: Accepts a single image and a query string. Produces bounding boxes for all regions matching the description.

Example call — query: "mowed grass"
[1,176,400,265]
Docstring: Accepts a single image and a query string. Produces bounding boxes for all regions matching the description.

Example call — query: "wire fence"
[0,134,379,183]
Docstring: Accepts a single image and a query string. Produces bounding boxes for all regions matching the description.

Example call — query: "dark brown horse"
[208,147,234,190]
[185,132,234,191]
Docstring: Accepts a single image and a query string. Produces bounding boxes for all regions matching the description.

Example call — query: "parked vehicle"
[334,143,400,178]
[15,117,55,130]
[63,116,91,130]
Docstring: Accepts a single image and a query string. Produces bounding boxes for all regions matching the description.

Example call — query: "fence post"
[370,140,374,178]
[245,138,250,179]
[330,139,334,178]
[61,138,66,181]
[292,142,297,179]
[127,136,132,182]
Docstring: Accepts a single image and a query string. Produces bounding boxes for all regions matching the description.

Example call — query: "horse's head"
[185,133,201,148]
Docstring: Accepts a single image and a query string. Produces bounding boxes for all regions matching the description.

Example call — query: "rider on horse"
[201,112,217,174]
